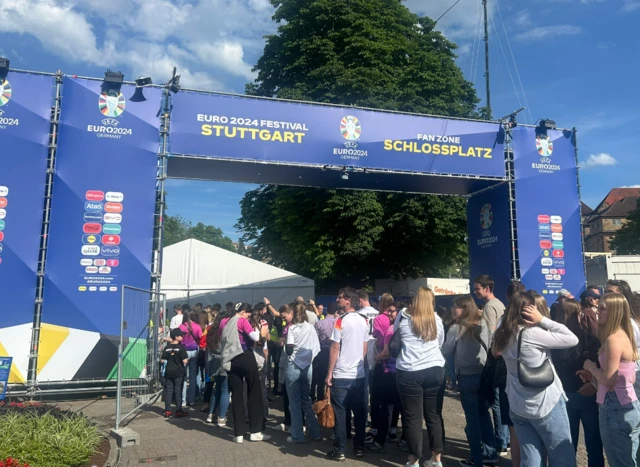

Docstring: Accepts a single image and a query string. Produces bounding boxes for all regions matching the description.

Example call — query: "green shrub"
[0,408,101,467]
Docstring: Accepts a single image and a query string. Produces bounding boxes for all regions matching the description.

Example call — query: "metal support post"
[572,128,588,289]
[27,70,63,397]
[504,124,520,281]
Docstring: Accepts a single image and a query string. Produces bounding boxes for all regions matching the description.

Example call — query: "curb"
[105,435,119,467]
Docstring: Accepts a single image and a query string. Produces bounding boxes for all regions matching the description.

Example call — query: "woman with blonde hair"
[394,287,445,467]
[443,295,496,467]
[581,293,640,467]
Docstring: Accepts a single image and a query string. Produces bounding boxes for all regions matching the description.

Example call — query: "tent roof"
[161,239,315,290]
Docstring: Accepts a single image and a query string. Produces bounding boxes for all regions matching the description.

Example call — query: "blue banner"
[467,183,513,301]
[512,126,585,299]
[0,72,52,328]
[42,78,161,336]
[170,92,505,178]
[0,356,11,400]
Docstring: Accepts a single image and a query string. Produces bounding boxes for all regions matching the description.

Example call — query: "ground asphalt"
[64,388,593,467]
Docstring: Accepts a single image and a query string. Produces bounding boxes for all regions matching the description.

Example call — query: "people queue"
[159,278,640,467]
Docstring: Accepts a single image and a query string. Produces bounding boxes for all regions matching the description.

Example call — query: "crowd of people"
[159,278,640,467]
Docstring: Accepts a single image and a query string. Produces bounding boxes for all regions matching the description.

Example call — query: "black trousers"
[313,346,330,401]
[268,342,283,392]
[397,366,445,459]
[370,363,385,434]
[228,349,264,436]
[164,376,184,411]
[373,369,402,446]
[203,381,214,404]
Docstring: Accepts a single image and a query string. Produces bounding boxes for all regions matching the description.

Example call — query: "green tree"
[163,214,190,247]
[163,215,236,252]
[610,199,640,254]
[238,0,481,286]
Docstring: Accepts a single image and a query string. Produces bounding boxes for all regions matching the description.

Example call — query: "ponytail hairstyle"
[599,293,639,360]
[292,301,308,324]
[452,294,483,340]
[408,287,437,342]
[492,292,535,353]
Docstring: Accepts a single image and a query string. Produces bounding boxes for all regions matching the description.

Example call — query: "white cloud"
[0,0,272,92]
[580,153,618,169]
[0,0,109,64]
[515,25,583,42]
[403,0,489,41]
[621,185,640,188]
[515,10,532,28]
[622,0,640,11]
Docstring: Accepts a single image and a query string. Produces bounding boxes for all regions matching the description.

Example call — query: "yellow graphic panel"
[0,341,25,384]
[37,324,70,375]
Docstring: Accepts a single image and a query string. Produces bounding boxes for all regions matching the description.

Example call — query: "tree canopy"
[164,214,236,252]
[238,0,483,287]
[610,198,640,254]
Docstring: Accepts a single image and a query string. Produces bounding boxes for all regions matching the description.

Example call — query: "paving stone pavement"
[65,389,593,467]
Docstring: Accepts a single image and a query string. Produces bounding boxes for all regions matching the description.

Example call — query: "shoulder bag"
[388,315,404,359]
[313,387,335,428]
[517,328,555,389]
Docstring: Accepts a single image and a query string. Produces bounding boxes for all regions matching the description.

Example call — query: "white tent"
[160,239,315,308]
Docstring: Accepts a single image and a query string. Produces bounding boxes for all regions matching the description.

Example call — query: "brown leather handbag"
[312,388,335,428]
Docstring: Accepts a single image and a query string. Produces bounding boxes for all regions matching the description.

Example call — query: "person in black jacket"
[552,298,604,467]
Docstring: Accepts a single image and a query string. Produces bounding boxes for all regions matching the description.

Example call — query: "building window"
[612,218,622,226]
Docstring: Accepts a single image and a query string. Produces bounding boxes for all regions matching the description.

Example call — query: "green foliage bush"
[0,405,101,467]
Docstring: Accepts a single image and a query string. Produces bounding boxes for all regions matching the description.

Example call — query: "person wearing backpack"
[443,295,497,467]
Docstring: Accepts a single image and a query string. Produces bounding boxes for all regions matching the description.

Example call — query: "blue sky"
[2,0,638,240]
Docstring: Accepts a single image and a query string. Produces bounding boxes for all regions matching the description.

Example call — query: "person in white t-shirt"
[285,301,322,444]
[325,287,369,461]
[357,290,379,335]
[170,304,184,330]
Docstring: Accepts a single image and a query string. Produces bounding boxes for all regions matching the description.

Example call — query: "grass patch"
[0,405,102,467]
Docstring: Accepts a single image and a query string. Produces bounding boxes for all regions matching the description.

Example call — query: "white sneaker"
[206,414,213,423]
[250,432,271,442]
[274,424,289,432]
[217,418,227,427]
[233,436,243,444]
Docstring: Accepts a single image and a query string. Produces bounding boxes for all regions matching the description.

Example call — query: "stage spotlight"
[102,69,124,93]
[0,57,9,80]
[341,170,349,180]
[130,76,153,102]
[169,75,181,94]
[539,119,557,130]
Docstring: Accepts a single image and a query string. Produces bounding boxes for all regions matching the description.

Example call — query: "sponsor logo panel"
[85,190,104,201]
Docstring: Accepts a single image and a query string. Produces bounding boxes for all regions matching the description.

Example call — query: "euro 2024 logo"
[533,134,559,173]
[478,203,498,248]
[87,88,132,138]
[0,79,20,129]
[335,115,368,160]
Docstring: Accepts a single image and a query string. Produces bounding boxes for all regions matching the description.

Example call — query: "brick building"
[584,188,640,253]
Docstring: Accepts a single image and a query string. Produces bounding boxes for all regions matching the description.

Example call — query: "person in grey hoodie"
[443,295,497,467]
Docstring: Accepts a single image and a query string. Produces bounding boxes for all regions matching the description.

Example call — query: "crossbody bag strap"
[475,332,488,354]
[517,328,525,363]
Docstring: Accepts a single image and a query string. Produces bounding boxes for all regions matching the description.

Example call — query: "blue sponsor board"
[467,183,512,301]
[42,77,161,338]
[170,92,506,178]
[0,72,52,332]
[0,356,12,400]
[512,127,585,298]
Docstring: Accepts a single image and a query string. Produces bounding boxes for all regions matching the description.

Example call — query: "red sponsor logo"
[0,197,7,208]
[551,224,563,233]
[106,259,119,267]
[86,190,105,201]
[102,235,121,246]
[540,240,552,249]
[538,215,550,224]
[553,250,565,258]
[0,231,4,242]
[104,202,123,213]
[83,223,102,233]
[558,269,566,275]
